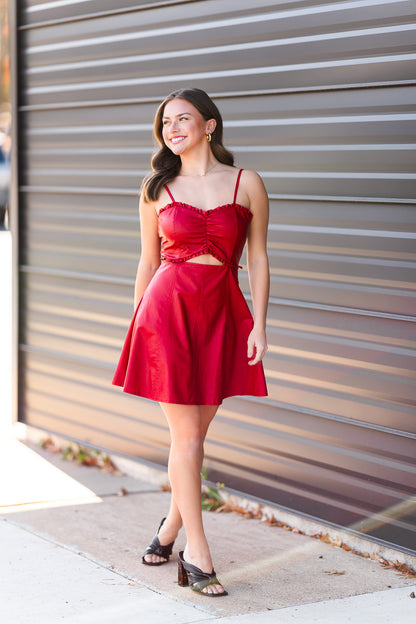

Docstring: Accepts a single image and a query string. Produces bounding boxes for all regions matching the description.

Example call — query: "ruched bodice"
[158,202,252,268]
[158,169,252,269]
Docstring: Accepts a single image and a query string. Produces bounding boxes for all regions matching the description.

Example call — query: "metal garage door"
[12,0,416,554]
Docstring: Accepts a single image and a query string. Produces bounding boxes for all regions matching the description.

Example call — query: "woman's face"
[161,98,215,156]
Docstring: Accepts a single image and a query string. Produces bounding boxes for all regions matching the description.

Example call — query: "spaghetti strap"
[165,184,175,202]
[233,169,243,204]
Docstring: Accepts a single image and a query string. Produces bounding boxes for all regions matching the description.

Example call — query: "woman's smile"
[170,136,186,145]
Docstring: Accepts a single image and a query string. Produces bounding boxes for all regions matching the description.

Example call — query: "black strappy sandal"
[178,551,228,597]
[142,518,175,566]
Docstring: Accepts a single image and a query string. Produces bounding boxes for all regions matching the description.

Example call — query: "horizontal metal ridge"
[268,225,416,238]
[237,396,416,439]
[20,0,195,30]
[20,342,115,370]
[25,114,416,132]
[28,144,416,154]
[29,169,416,183]
[268,194,416,204]
[20,185,138,196]
[20,264,134,285]
[18,81,416,113]
[266,297,416,322]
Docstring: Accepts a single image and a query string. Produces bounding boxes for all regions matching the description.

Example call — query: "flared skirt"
[112,261,267,405]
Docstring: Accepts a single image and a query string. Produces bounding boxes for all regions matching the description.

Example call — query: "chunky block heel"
[178,551,228,597]
[177,559,189,586]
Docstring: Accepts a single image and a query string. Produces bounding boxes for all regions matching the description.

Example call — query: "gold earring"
[206,133,212,143]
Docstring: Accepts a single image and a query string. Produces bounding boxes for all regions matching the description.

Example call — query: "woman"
[113,88,269,597]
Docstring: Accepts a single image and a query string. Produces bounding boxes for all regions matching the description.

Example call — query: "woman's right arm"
[134,193,161,309]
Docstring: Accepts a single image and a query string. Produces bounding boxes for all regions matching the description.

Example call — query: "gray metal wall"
[15,0,416,554]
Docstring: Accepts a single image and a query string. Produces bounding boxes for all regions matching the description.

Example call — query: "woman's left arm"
[244,170,270,366]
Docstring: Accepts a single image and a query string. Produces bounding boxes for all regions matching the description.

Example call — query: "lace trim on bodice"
[161,246,240,268]
[158,201,252,219]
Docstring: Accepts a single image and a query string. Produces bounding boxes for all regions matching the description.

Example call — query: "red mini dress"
[112,169,268,405]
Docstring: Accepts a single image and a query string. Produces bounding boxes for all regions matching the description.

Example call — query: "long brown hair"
[141,88,234,202]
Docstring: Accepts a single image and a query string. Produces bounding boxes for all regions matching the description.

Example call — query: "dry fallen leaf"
[324,570,346,576]
[41,436,62,454]
[393,561,416,579]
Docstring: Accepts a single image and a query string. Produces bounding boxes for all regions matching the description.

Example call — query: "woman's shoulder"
[237,169,268,214]
[239,168,263,184]
[140,175,173,214]
[217,165,262,185]
[139,188,160,217]
[154,185,175,214]
[239,168,267,195]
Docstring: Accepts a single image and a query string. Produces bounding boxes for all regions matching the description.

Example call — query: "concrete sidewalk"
[1,436,415,623]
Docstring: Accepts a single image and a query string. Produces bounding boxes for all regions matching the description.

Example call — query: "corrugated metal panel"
[15,0,416,554]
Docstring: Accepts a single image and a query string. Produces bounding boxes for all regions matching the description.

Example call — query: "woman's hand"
[247,326,268,365]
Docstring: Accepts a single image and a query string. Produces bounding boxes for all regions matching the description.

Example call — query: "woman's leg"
[160,403,224,594]
[143,404,218,566]
[162,404,218,539]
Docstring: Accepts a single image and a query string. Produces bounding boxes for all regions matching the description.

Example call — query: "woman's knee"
[161,404,206,456]
[173,425,203,453]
